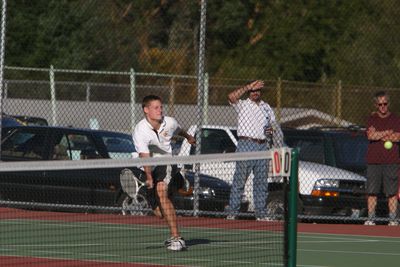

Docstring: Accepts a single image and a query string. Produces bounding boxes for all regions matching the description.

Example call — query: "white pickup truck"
[178,125,367,218]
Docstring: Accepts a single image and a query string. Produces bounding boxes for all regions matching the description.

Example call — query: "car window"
[231,129,238,140]
[2,116,23,127]
[101,134,136,159]
[53,133,100,160]
[285,137,325,164]
[1,129,46,160]
[333,136,368,167]
[199,129,236,154]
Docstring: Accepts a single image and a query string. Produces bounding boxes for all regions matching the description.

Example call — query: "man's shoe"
[364,220,376,226]
[226,215,236,220]
[256,216,275,222]
[388,220,399,226]
[166,237,186,251]
[164,237,174,247]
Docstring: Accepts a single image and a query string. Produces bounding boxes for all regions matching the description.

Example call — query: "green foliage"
[4,0,400,88]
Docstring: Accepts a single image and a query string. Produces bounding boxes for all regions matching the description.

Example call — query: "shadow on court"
[146,238,227,249]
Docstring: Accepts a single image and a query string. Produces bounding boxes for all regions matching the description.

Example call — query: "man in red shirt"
[365,91,400,226]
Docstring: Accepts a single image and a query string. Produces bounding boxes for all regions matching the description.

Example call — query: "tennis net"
[0,149,298,266]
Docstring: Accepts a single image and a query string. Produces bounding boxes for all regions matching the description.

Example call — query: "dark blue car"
[0,125,242,215]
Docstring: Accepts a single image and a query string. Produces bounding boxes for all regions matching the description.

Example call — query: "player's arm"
[366,126,393,141]
[133,128,154,188]
[139,152,153,189]
[228,80,264,104]
[177,129,196,145]
[382,131,400,142]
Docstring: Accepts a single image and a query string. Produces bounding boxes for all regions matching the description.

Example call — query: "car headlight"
[314,179,339,188]
[199,186,215,197]
[312,179,340,197]
[178,186,215,198]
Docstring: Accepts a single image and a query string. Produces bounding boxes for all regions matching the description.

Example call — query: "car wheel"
[267,191,303,219]
[266,192,285,218]
[121,194,151,216]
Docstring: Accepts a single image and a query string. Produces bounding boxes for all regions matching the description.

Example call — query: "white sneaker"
[226,215,236,220]
[166,237,186,251]
[164,237,174,247]
[388,220,399,226]
[257,216,275,222]
[364,220,376,226]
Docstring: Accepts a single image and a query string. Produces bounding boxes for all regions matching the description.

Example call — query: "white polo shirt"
[133,116,180,157]
[231,98,276,140]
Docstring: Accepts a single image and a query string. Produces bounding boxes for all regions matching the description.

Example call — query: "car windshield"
[333,135,368,168]
[100,133,136,159]
[2,117,23,127]
[231,129,238,140]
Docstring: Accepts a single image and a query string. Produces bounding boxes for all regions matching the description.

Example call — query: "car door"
[0,127,49,202]
[43,129,119,207]
[186,127,259,211]
[188,128,238,183]
[284,135,326,165]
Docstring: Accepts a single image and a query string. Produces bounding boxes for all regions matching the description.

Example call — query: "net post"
[288,148,299,267]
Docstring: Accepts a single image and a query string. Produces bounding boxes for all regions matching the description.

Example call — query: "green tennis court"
[0,218,285,266]
[1,216,400,267]
[298,231,400,267]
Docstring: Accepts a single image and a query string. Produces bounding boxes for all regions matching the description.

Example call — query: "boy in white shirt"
[133,95,195,251]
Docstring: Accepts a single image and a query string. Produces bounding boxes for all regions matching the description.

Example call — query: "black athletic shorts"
[146,165,185,210]
[366,164,398,197]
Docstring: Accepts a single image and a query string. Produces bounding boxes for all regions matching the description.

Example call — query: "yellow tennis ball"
[384,141,393,150]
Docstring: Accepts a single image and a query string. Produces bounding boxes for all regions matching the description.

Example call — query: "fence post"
[0,0,7,159]
[86,83,90,102]
[49,65,57,126]
[336,80,342,123]
[276,77,282,122]
[3,80,7,99]
[130,68,136,134]
[194,0,208,217]
[168,76,175,117]
[203,72,209,125]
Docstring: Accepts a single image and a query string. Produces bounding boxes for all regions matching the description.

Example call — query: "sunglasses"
[377,102,388,107]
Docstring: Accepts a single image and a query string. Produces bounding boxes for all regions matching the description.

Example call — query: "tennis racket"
[120,168,146,199]
[120,168,150,215]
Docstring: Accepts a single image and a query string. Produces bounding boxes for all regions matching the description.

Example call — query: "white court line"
[298,233,400,243]
[0,240,281,251]
[298,231,400,240]
[299,248,400,257]
[0,246,283,266]
[3,244,103,247]
[299,239,379,243]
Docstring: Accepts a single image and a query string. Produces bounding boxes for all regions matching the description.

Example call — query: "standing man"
[365,91,400,226]
[133,95,195,250]
[226,80,283,221]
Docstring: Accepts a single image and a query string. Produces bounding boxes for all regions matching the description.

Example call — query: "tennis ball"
[384,141,393,150]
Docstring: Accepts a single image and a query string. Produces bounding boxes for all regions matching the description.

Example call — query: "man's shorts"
[146,165,185,210]
[366,164,399,197]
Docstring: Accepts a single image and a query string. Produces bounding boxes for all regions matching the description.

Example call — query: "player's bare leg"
[387,195,399,225]
[156,181,179,237]
[153,206,163,219]
[367,195,377,218]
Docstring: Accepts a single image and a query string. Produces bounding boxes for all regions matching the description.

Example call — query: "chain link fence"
[1,0,400,224]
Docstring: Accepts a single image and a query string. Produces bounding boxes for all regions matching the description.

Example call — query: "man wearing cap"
[226,80,283,221]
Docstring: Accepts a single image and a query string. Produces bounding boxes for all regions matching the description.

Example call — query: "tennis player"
[133,95,195,251]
